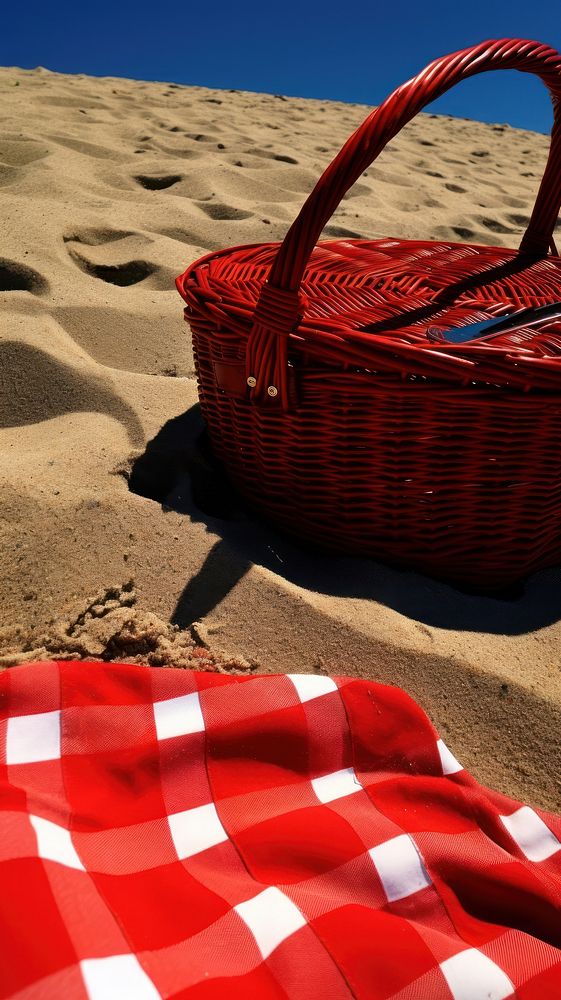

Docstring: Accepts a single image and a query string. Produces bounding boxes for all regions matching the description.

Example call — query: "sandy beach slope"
[0,65,559,809]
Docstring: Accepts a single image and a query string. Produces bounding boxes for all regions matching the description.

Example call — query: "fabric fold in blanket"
[0,659,559,998]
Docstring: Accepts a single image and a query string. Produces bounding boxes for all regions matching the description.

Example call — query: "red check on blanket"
[0,660,560,999]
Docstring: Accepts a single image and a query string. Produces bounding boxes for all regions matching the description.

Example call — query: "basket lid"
[179,235,561,392]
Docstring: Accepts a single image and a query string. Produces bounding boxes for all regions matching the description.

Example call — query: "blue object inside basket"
[427,300,561,344]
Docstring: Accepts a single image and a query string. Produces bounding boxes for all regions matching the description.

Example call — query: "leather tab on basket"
[214,359,298,405]
[213,360,248,399]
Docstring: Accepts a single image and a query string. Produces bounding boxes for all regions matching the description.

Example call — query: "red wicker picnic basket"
[176,38,561,589]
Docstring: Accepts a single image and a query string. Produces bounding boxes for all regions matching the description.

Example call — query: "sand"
[0,64,559,811]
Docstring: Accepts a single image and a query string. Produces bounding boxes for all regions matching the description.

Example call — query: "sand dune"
[0,64,559,810]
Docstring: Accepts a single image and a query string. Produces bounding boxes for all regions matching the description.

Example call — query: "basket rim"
[178,235,526,280]
[178,237,561,393]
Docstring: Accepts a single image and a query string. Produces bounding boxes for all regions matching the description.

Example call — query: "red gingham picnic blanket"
[0,660,560,999]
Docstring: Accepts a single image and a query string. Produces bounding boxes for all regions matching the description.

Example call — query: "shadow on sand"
[128,404,561,636]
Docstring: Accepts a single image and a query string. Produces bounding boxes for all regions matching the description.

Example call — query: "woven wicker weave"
[177,39,561,589]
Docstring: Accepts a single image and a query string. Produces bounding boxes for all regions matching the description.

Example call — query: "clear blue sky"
[2,1,560,134]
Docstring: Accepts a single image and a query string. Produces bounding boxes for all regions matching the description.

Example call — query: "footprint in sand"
[134,174,182,190]
[445,183,467,194]
[63,228,136,246]
[0,259,48,295]
[323,224,364,238]
[64,228,170,289]
[66,250,158,287]
[432,225,476,241]
[198,202,253,221]
[479,217,516,235]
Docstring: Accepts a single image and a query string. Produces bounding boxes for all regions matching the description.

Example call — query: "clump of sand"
[0,580,253,672]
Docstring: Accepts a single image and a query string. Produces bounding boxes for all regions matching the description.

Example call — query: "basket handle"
[247,38,561,405]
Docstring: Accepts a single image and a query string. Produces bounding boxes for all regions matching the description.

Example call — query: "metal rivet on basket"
[267,385,278,397]
[246,376,257,388]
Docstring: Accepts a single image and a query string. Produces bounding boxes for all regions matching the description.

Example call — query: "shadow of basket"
[128,404,561,637]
